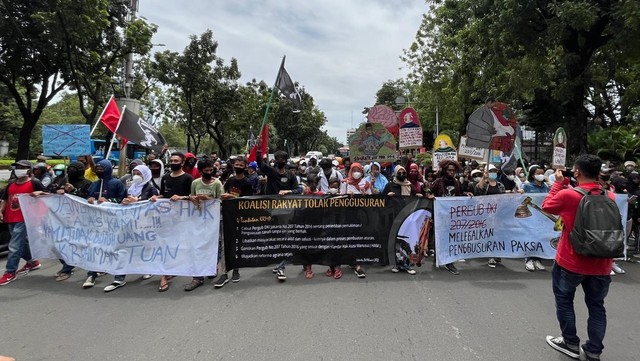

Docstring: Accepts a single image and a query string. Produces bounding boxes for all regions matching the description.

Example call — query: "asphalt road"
[0,257,638,361]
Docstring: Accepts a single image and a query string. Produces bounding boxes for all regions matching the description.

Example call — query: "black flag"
[275,57,302,112]
[117,108,167,152]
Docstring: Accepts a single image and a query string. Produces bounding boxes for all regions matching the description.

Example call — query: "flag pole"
[252,56,285,159]
[99,105,126,199]
[90,95,115,136]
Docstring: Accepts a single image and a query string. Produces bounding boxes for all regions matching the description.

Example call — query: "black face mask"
[151,169,161,177]
[276,162,286,169]
[67,168,79,179]
[169,163,182,172]
[600,175,611,182]
[96,171,105,179]
[396,174,407,182]
[234,167,245,174]
[186,159,197,168]
[201,172,213,180]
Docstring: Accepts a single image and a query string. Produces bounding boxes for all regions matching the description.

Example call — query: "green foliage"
[587,124,640,162]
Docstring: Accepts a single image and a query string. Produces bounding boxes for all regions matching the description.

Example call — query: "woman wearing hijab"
[149,158,165,191]
[340,162,371,195]
[102,165,159,293]
[408,163,426,197]
[366,161,389,195]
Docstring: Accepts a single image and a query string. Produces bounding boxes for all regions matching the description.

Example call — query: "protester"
[305,155,321,179]
[366,162,388,195]
[247,161,260,195]
[215,156,255,288]
[149,158,165,191]
[32,162,53,190]
[183,152,201,180]
[429,159,472,275]
[476,164,507,268]
[318,158,343,193]
[82,160,126,289]
[340,162,371,195]
[542,155,614,361]
[120,159,144,191]
[150,152,194,292]
[53,161,93,281]
[499,169,519,193]
[256,139,301,281]
[408,163,427,197]
[600,168,625,275]
[50,164,68,192]
[103,165,159,292]
[184,158,223,291]
[340,156,351,179]
[522,165,550,272]
[76,155,98,182]
[0,161,45,286]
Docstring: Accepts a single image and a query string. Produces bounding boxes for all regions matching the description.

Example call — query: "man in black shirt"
[255,139,301,281]
[215,156,254,288]
[150,152,193,292]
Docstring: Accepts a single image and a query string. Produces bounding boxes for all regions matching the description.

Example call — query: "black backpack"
[569,187,625,258]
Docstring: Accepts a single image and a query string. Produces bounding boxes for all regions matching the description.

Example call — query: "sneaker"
[405,268,417,275]
[391,266,400,273]
[276,269,287,281]
[534,260,546,271]
[0,272,16,286]
[214,274,229,288]
[142,274,152,280]
[610,270,616,276]
[16,260,41,275]
[272,267,279,274]
[104,281,126,292]
[184,279,203,292]
[525,260,535,271]
[82,275,96,289]
[612,263,625,274]
[354,267,366,278]
[579,345,600,361]
[96,272,107,277]
[546,336,579,359]
[444,263,459,275]
[488,258,497,268]
[231,270,240,283]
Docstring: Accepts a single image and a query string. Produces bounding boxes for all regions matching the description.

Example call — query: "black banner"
[222,195,433,270]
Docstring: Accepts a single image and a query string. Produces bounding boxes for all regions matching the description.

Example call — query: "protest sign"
[432,134,457,171]
[458,136,486,161]
[42,125,91,157]
[434,194,629,265]
[398,108,423,149]
[19,194,220,276]
[222,195,433,269]
[552,127,567,169]
[349,122,397,163]
[465,102,517,152]
[367,104,399,138]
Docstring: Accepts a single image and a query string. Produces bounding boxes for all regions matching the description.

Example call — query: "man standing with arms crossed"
[542,155,614,361]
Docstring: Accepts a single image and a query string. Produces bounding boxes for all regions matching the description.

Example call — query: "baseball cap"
[487,164,497,171]
[471,169,482,176]
[12,160,33,169]
[248,161,257,170]
[36,155,48,162]
[310,155,317,160]
[624,161,636,168]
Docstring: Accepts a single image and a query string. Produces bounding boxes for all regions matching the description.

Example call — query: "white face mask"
[299,166,306,171]
[352,172,362,180]
[132,175,143,184]
[14,169,29,178]
[472,177,481,183]
[507,175,515,181]
[534,174,545,182]
[329,188,338,194]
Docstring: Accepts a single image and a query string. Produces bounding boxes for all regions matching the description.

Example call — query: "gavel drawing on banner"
[514,196,562,249]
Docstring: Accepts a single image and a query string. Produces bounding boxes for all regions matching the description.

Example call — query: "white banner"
[458,136,487,161]
[434,193,628,265]
[19,194,220,276]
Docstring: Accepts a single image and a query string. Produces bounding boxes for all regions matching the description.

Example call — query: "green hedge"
[0,159,68,168]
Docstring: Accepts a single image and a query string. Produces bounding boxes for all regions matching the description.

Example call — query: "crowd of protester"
[1,147,638,292]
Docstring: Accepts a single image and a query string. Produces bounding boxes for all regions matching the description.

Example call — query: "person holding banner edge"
[522,165,550,272]
[255,137,302,281]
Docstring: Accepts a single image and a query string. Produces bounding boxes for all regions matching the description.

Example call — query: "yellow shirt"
[84,168,98,182]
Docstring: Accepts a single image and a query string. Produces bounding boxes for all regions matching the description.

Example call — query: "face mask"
[14,169,29,178]
[396,174,407,182]
[473,177,481,183]
[186,159,197,168]
[202,172,213,180]
[54,171,64,177]
[507,175,515,181]
[276,162,286,169]
[534,174,545,182]
[488,173,498,181]
[169,163,182,172]
[132,175,143,184]
[269,162,275,167]
[519,173,525,178]
[67,168,79,178]
[600,175,611,182]
[329,188,338,194]
[299,166,306,171]
[234,167,245,175]
[96,170,105,179]
[151,169,161,177]
[352,172,362,179]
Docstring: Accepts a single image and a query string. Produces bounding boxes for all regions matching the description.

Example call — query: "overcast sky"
[140,0,426,145]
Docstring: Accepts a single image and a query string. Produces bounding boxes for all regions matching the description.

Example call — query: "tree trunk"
[16,117,37,160]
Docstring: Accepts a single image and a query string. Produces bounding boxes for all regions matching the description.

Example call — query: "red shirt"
[3,180,39,223]
[541,180,614,276]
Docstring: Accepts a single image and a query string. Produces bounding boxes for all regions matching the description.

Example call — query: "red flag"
[247,123,269,162]
[99,98,127,145]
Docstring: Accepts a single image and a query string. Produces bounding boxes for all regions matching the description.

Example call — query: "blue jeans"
[552,263,611,355]
[5,222,33,273]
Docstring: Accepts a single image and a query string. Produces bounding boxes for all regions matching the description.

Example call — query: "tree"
[403,0,640,156]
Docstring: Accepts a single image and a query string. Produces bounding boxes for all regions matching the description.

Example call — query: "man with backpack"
[542,154,622,361]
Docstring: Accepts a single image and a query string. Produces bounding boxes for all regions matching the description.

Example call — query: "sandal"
[158,276,171,292]
[55,272,72,282]
[184,279,203,292]
[325,267,334,277]
[333,267,342,279]
[304,266,314,279]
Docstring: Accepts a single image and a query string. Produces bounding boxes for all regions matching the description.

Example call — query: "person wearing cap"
[476,164,507,268]
[623,161,636,177]
[0,160,46,286]
[467,169,483,195]
[32,162,53,190]
[50,164,68,192]
[305,155,321,179]
[246,161,260,195]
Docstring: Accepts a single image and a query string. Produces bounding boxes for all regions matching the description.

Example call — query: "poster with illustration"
[465,102,517,152]
[398,107,423,149]
[349,122,397,163]
[432,134,457,171]
[367,104,399,138]
[552,128,567,169]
